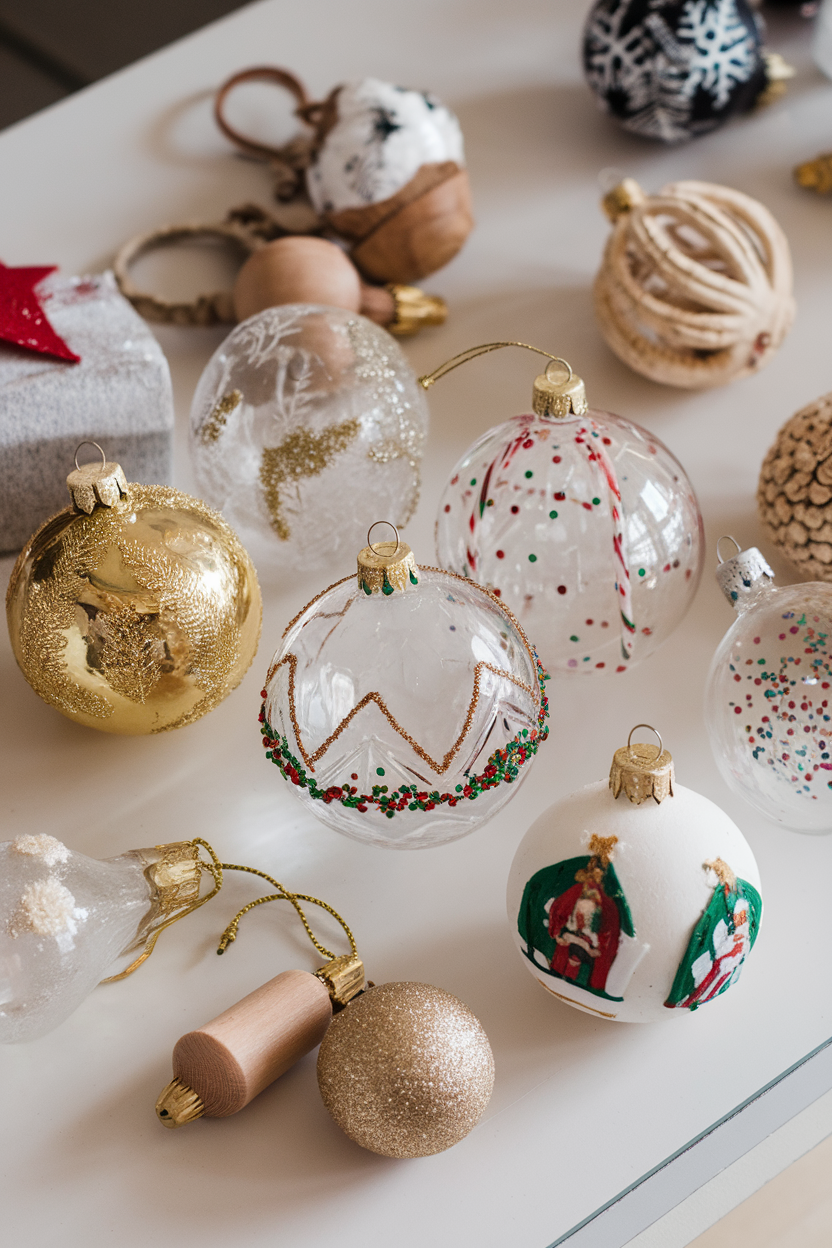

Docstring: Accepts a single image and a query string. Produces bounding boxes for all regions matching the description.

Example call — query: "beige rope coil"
[758,391,832,581]
[594,178,794,390]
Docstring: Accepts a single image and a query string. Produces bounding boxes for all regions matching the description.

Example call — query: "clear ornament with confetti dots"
[260,523,549,849]
[429,344,703,676]
[190,305,428,572]
[706,539,832,833]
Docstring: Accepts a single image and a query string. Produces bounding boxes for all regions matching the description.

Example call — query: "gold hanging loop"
[214,861,358,962]
[418,341,588,418]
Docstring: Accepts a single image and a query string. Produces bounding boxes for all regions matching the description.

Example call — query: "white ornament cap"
[609,725,674,806]
[715,537,774,610]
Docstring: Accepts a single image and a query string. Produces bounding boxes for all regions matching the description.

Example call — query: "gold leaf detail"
[259,419,360,541]
[201,390,242,443]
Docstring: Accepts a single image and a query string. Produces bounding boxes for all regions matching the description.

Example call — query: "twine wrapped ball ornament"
[317,982,495,1157]
[758,392,832,579]
[594,179,794,389]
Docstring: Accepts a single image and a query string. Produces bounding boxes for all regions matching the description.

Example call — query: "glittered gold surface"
[6,484,261,734]
[259,419,360,541]
[317,982,494,1158]
[200,389,242,443]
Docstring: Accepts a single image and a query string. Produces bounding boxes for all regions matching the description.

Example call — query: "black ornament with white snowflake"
[583,0,770,143]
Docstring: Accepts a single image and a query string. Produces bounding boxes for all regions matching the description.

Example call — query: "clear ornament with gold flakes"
[189,305,428,571]
[6,445,261,734]
[507,727,763,1023]
[260,525,550,848]
[429,345,704,677]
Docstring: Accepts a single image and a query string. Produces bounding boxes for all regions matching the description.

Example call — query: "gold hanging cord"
[418,341,572,390]
[103,837,356,981]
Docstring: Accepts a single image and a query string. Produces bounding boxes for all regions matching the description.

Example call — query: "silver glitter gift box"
[0,271,173,553]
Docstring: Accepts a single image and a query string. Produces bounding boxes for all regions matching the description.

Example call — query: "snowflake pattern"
[583,0,766,142]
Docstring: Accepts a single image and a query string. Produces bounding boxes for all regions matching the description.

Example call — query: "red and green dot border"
[259,654,550,818]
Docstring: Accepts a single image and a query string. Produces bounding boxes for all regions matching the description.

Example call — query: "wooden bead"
[758,392,832,579]
[233,236,362,322]
[594,179,794,389]
[172,969,332,1117]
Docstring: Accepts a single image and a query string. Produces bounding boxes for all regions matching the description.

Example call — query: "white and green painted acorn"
[506,726,762,1023]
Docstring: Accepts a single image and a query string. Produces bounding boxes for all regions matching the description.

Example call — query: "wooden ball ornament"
[233,236,361,322]
[232,235,447,335]
[215,67,473,284]
[595,178,794,389]
[758,391,832,579]
[316,982,495,1157]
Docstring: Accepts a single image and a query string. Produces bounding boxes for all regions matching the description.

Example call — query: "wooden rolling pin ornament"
[155,871,365,1128]
[156,954,364,1127]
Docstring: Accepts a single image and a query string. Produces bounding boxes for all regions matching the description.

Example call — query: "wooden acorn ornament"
[758,390,832,580]
[114,222,446,337]
[214,66,473,284]
[595,178,794,389]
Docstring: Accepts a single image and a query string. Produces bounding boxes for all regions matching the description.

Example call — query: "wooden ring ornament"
[113,222,256,325]
[594,178,795,390]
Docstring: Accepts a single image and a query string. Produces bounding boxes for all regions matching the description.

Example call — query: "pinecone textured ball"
[758,392,832,579]
[316,982,494,1157]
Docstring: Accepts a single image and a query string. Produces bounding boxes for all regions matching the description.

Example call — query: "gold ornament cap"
[357,522,419,596]
[388,285,447,337]
[601,177,646,222]
[66,442,128,514]
[794,151,832,196]
[155,1077,205,1129]
[315,953,366,1009]
[609,725,674,806]
[532,358,587,418]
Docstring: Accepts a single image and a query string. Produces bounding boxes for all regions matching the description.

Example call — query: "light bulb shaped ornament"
[0,835,223,1043]
[430,343,703,677]
[189,306,429,571]
[260,521,550,848]
[6,444,261,733]
[706,538,832,833]
[507,727,762,1023]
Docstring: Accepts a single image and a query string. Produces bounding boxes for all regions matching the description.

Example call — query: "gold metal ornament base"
[610,725,674,806]
[155,1078,206,1128]
[315,954,365,1009]
[357,523,419,596]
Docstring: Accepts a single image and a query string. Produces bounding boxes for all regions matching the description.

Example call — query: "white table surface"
[2,3,832,1246]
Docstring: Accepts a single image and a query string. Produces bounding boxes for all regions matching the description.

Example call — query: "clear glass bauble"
[190,305,429,571]
[706,579,832,833]
[435,408,703,676]
[261,566,548,849]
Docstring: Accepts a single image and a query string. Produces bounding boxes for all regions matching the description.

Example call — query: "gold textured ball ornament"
[758,391,832,580]
[317,982,495,1158]
[6,450,262,733]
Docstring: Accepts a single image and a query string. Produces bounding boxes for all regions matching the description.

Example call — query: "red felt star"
[0,261,80,362]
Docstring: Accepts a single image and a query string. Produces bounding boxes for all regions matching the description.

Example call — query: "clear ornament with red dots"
[427,345,703,677]
[706,539,832,834]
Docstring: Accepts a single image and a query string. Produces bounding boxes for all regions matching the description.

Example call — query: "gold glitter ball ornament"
[6,451,262,733]
[317,982,494,1158]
